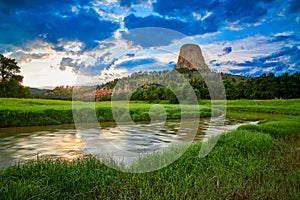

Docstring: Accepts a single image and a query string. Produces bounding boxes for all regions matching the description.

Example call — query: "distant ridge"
[174,44,210,72]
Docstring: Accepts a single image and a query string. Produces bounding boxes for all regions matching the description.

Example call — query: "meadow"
[0,98,212,127]
[1,98,300,127]
[0,98,299,199]
[0,114,299,199]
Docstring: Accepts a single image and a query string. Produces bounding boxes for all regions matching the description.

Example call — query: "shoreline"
[1,114,299,199]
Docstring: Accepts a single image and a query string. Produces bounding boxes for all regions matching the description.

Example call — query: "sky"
[0,0,299,88]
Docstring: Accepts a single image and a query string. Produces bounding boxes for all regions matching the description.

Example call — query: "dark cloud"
[222,0,270,23]
[229,46,300,76]
[270,35,291,43]
[151,0,276,32]
[0,1,119,49]
[209,60,221,67]
[125,53,135,58]
[268,33,300,45]
[287,0,300,13]
[250,46,300,66]
[44,9,119,49]
[153,0,217,17]
[124,14,218,39]
[120,0,146,7]
[59,57,85,71]
[0,0,64,13]
[223,47,232,54]
[218,46,232,57]
[9,51,49,63]
[121,26,186,48]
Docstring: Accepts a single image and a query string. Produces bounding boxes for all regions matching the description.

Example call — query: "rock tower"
[174,44,210,72]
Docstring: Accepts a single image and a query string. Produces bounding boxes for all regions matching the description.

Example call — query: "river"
[0,118,258,168]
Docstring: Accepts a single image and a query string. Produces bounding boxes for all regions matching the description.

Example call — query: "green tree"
[224,80,237,100]
[0,54,29,98]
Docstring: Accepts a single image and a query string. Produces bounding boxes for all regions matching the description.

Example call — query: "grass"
[0,114,299,199]
[0,98,214,127]
[238,117,300,138]
[1,98,300,127]
[199,99,300,115]
[0,98,300,127]
[226,99,300,115]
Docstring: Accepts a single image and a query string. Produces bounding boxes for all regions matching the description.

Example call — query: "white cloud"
[201,35,288,68]
[21,62,93,88]
[57,40,85,52]
[274,31,294,37]
[97,65,129,83]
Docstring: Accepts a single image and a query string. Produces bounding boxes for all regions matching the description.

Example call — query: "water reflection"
[0,118,257,168]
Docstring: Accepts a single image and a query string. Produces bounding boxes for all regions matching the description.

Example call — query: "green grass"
[238,117,300,138]
[1,98,300,127]
[198,99,300,115]
[226,99,300,115]
[1,116,299,199]
[0,98,214,127]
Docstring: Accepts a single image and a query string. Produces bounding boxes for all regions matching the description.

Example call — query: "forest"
[36,70,300,102]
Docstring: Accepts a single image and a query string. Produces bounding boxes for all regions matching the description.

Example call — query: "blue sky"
[0,0,299,88]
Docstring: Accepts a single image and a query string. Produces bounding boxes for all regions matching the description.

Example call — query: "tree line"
[97,70,300,102]
[223,72,300,100]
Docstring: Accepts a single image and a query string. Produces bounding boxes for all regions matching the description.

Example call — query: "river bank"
[0,113,299,199]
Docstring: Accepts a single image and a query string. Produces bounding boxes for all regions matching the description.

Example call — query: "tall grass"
[1,115,299,199]
[238,117,300,137]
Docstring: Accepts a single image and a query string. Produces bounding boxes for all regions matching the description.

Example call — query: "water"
[0,118,257,168]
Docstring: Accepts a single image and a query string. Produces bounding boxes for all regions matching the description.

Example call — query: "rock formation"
[174,44,210,72]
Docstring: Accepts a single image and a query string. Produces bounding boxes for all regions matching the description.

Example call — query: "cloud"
[0,0,299,88]
[224,46,300,76]
[59,57,85,71]
[120,0,146,7]
[0,1,119,48]
[222,0,272,24]
[121,26,187,48]
[0,0,64,12]
[223,47,232,54]
[124,14,218,38]
[218,46,232,57]
[4,40,53,63]
[125,53,135,58]
[269,32,299,43]
[10,51,49,64]
[97,65,129,83]
[152,0,276,30]
[153,0,215,17]
[287,0,300,13]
